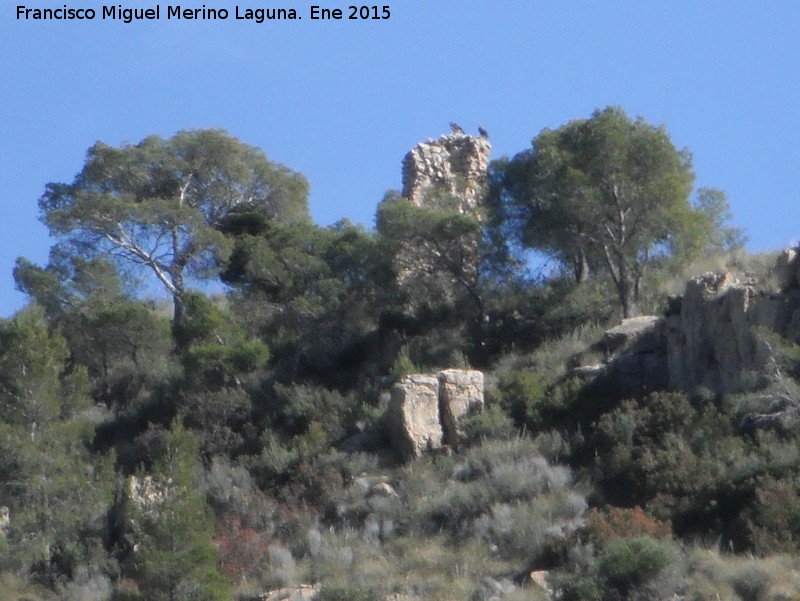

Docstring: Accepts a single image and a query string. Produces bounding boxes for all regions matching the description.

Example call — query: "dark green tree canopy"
[502,107,697,317]
[37,129,310,333]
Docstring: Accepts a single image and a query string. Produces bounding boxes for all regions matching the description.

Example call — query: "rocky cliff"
[593,250,800,396]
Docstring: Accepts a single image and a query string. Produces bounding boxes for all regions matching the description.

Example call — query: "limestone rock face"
[258,584,318,601]
[595,263,800,396]
[127,475,172,514]
[402,131,491,213]
[386,374,443,459]
[439,369,484,445]
[776,248,800,291]
[383,369,485,459]
[603,316,669,396]
[0,506,9,535]
[666,272,780,393]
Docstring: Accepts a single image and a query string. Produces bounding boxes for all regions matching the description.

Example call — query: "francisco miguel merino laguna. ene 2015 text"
[16,4,392,22]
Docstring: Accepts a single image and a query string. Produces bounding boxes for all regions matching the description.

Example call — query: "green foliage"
[0,419,115,586]
[459,404,517,444]
[558,576,605,601]
[182,341,269,388]
[502,106,698,317]
[598,536,676,597]
[492,370,549,427]
[15,256,175,411]
[376,194,484,319]
[119,425,230,601]
[388,345,419,381]
[36,129,309,331]
[221,219,390,387]
[690,187,747,255]
[397,437,585,566]
[0,305,69,426]
[315,584,382,601]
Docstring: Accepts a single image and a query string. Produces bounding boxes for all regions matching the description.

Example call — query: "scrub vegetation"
[2,111,797,601]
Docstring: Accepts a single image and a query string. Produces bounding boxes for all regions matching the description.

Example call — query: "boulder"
[603,315,664,356]
[775,248,799,291]
[385,374,443,459]
[127,475,171,513]
[439,369,484,446]
[370,482,399,498]
[0,506,8,535]
[529,570,553,598]
[382,369,485,460]
[600,316,669,396]
[258,584,318,601]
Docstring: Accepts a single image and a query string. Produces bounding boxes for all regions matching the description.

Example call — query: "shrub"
[459,404,516,445]
[492,371,548,427]
[315,583,381,601]
[598,536,675,598]
[558,576,605,601]
[388,345,419,382]
[586,506,672,543]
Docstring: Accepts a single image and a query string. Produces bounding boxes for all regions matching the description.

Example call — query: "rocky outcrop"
[386,374,443,459]
[602,316,669,397]
[776,248,799,291]
[666,273,761,393]
[127,475,172,514]
[384,369,484,459]
[402,130,491,213]
[0,506,8,535]
[439,369,485,445]
[258,584,318,601]
[590,256,800,396]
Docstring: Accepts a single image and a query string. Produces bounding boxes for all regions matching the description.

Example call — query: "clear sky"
[2,1,799,317]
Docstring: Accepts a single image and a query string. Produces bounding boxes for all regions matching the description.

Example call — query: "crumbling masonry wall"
[401,131,491,213]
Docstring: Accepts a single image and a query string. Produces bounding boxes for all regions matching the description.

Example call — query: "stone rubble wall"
[401,131,491,213]
[390,130,491,303]
[385,369,484,460]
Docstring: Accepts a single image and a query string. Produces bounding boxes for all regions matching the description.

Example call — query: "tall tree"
[502,107,696,317]
[220,215,388,385]
[36,129,309,338]
[14,256,174,411]
[376,192,485,319]
[691,187,747,255]
[118,425,229,601]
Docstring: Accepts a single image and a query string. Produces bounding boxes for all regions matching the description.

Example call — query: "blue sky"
[2,1,799,317]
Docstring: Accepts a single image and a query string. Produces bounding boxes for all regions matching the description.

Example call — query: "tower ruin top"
[401,129,491,213]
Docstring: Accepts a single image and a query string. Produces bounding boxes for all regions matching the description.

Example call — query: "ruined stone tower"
[401,128,491,213]
[384,127,492,312]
